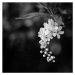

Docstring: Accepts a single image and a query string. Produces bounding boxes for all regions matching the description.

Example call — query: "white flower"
[38,18,64,62]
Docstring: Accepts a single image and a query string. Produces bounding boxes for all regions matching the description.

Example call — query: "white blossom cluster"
[38,18,64,62]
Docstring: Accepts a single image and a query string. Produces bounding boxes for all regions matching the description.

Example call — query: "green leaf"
[15,12,50,19]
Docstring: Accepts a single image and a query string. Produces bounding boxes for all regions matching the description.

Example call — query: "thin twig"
[38,3,48,9]
[47,3,53,16]
[38,2,53,15]
[53,3,57,14]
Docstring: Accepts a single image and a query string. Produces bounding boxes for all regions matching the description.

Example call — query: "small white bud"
[48,54,51,57]
[52,60,55,62]
[45,48,48,51]
[44,51,47,55]
[40,50,43,53]
[43,54,46,57]
[49,51,52,54]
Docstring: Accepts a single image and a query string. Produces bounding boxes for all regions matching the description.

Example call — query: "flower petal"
[59,31,64,35]
[57,33,60,39]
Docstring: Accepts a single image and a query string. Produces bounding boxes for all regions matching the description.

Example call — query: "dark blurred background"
[3,2,73,72]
